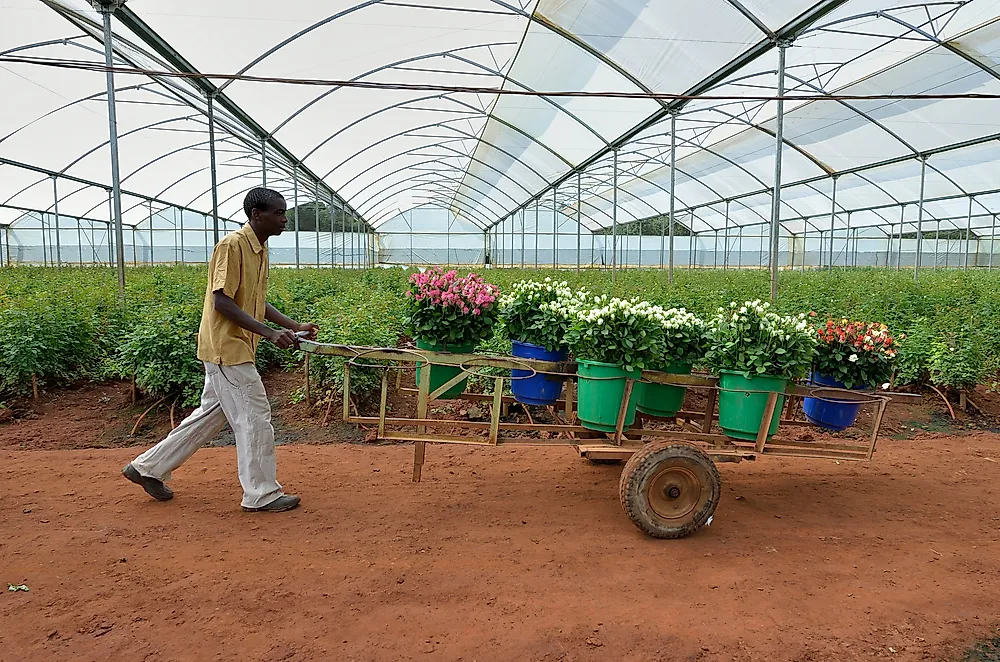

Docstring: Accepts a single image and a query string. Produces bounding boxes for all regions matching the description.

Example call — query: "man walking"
[123,187,318,513]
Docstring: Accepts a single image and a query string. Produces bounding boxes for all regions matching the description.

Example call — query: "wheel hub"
[646,465,702,521]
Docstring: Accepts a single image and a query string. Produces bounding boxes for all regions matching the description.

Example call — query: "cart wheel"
[619,442,721,539]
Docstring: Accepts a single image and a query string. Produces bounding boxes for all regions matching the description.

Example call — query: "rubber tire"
[619,441,721,539]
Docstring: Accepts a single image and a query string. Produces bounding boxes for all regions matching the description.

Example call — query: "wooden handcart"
[299,341,917,539]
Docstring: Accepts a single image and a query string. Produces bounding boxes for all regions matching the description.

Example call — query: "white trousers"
[130,362,284,509]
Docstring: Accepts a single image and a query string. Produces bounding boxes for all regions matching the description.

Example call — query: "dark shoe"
[242,495,300,513]
[122,464,173,501]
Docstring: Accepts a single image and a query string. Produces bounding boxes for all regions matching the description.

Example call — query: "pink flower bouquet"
[404,268,499,347]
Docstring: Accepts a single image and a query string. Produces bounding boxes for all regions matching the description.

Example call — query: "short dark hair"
[243,187,285,219]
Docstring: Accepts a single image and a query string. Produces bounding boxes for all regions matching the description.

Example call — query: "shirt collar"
[241,223,264,254]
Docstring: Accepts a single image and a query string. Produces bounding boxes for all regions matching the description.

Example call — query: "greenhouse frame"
[4,0,1000,294]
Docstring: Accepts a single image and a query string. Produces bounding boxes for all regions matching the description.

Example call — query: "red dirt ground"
[1,377,999,661]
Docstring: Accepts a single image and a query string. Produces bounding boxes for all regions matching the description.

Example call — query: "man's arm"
[214,291,298,349]
[265,303,319,340]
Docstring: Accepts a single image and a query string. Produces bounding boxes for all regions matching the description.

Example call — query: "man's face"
[252,199,288,237]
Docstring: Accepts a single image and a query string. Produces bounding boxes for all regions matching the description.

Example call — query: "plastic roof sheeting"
[4,0,1000,241]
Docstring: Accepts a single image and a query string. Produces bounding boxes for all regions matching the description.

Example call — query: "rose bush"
[705,300,815,379]
[812,318,901,389]
[498,278,589,351]
[565,296,668,372]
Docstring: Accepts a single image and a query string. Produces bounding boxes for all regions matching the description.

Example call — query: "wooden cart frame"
[299,341,917,538]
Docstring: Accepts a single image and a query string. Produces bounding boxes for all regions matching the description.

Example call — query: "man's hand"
[267,328,299,349]
[296,322,319,340]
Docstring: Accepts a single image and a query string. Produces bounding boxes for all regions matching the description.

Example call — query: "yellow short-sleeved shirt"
[197,223,268,366]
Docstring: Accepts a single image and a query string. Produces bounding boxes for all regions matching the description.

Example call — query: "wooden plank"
[612,379,635,446]
[754,392,780,453]
[300,341,568,373]
[428,369,470,402]
[760,447,867,461]
[628,427,733,444]
[867,399,887,460]
[346,416,588,433]
[304,354,311,408]
[377,370,388,439]
[489,377,503,445]
[701,386,718,437]
[342,363,352,422]
[385,432,490,446]
[763,439,870,453]
[413,357,431,483]
[564,376,574,425]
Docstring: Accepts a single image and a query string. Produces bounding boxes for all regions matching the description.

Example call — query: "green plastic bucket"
[576,359,640,432]
[637,361,692,418]
[414,339,475,400]
[717,370,788,442]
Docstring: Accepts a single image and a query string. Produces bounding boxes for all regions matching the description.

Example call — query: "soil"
[1,375,999,661]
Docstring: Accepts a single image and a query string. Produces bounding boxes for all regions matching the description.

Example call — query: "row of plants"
[0,266,996,414]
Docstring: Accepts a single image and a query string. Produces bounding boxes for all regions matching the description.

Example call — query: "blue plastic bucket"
[802,372,865,431]
[510,340,567,406]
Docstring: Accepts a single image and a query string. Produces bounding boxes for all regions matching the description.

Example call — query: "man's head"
[243,187,287,239]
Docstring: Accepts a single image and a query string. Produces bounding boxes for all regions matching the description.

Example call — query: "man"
[122,187,318,513]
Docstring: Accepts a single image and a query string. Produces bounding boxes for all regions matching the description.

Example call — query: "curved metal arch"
[372,194,492,232]
[58,114,200,176]
[360,172,508,228]
[355,168,500,226]
[268,41,516,138]
[323,119,555,192]
[353,157,523,221]
[369,178,489,230]
[343,141,535,211]
[217,0,387,93]
[387,186,496,230]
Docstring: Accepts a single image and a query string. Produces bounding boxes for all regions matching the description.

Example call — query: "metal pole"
[148,200,154,265]
[204,207,209,262]
[897,205,904,271]
[935,220,940,270]
[844,213,850,271]
[95,2,126,291]
[293,169,300,269]
[520,210,525,268]
[800,225,806,272]
[78,216,83,265]
[668,112,677,283]
[828,177,837,271]
[611,150,618,282]
[553,187,558,269]
[261,139,267,187]
[885,225,892,268]
[991,214,996,271]
[206,94,220,245]
[723,201,730,270]
[576,172,581,273]
[965,196,973,270]
[770,40,789,302]
[714,228,718,269]
[534,200,539,269]
[738,224,743,266]
[52,176,61,268]
[315,181,321,267]
[689,212,695,269]
[915,158,927,282]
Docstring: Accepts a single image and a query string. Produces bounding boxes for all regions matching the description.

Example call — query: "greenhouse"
[4,0,1000,288]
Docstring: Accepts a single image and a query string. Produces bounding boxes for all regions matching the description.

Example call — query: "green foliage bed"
[1,265,996,405]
